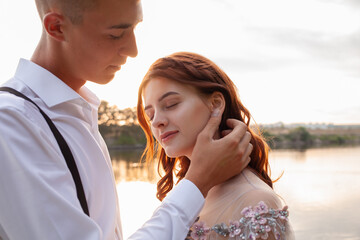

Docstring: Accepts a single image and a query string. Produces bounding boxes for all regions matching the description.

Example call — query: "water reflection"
[111,147,360,240]
[269,147,360,240]
[111,149,159,183]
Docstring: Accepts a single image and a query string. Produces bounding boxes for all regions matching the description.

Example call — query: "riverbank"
[260,124,360,149]
[102,124,360,151]
[98,101,360,150]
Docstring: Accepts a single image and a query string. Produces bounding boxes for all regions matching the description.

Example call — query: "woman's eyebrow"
[158,91,179,102]
[144,92,179,111]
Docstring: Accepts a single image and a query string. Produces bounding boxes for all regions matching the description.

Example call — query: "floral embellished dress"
[186,168,295,240]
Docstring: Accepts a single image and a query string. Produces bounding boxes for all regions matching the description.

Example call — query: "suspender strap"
[0,87,89,216]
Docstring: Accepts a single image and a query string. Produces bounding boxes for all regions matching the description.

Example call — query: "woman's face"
[143,77,212,158]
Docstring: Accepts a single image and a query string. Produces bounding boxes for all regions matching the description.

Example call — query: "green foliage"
[316,134,354,145]
[114,125,146,145]
[98,101,146,147]
[285,127,313,146]
[97,101,360,150]
[98,100,138,126]
[261,125,360,149]
[261,129,279,148]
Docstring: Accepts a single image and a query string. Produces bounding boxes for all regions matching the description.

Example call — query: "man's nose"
[118,30,138,58]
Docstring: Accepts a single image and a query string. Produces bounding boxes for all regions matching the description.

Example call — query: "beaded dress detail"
[186,201,289,240]
[184,168,295,240]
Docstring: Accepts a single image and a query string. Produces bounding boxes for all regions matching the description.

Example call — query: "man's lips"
[108,65,121,71]
[108,61,126,71]
[160,131,179,142]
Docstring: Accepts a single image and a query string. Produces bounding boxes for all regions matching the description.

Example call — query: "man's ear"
[209,91,225,116]
[43,12,65,41]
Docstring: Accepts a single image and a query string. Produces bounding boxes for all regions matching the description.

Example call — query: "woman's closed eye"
[165,102,179,109]
[145,101,180,122]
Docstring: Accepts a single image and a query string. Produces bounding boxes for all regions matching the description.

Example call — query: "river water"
[111,146,360,239]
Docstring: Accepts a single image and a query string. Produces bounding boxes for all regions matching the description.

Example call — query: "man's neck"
[31,40,86,93]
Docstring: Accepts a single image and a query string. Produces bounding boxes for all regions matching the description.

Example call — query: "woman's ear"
[209,91,225,116]
[43,12,65,41]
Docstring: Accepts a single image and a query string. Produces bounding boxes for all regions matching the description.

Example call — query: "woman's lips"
[160,130,179,143]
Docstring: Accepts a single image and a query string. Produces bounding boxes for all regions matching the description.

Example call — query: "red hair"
[137,52,273,201]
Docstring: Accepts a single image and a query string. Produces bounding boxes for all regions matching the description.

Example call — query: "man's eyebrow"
[108,23,132,29]
[108,19,143,29]
[144,92,179,111]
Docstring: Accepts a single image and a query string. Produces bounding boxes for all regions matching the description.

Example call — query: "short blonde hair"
[35,0,97,24]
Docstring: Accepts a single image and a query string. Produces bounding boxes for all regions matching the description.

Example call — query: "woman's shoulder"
[188,199,291,240]
[207,168,274,198]
[225,168,284,210]
[188,196,292,240]
[202,168,284,221]
[189,172,293,240]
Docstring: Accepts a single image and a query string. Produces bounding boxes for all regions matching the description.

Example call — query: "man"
[0,0,252,239]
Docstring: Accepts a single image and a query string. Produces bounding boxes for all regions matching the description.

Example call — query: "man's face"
[62,0,143,85]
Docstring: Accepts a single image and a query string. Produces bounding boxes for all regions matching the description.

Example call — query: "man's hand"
[185,112,252,197]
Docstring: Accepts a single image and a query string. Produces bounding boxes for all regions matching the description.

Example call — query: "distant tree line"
[98,101,146,149]
[98,101,360,150]
[262,126,360,149]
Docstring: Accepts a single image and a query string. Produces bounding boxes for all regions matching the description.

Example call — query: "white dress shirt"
[0,59,204,240]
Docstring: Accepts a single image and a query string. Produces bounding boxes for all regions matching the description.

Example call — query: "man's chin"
[88,75,116,85]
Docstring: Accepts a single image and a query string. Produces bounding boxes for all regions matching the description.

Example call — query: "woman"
[137,52,294,240]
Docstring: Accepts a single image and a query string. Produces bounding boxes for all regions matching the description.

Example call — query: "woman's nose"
[151,111,168,129]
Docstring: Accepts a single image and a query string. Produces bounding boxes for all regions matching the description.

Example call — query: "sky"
[1,0,359,124]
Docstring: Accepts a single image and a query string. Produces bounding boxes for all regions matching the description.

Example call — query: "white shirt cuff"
[163,179,205,224]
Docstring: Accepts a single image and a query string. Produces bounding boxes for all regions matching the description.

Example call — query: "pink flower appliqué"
[241,206,254,218]
[190,221,210,240]
[228,220,241,237]
[253,214,267,225]
[187,201,289,240]
[258,224,272,239]
[255,201,269,214]
[278,206,289,221]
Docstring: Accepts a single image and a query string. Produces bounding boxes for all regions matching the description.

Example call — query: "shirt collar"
[14,58,100,109]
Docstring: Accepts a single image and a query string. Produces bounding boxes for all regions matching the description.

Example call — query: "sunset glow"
[1,0,359,124]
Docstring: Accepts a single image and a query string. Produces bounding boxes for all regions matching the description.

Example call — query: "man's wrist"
[184,174,211,198]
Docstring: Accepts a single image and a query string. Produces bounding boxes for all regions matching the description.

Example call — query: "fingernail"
[211,109,220,117]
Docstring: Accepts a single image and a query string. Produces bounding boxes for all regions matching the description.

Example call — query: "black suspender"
[0,87,89,216]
